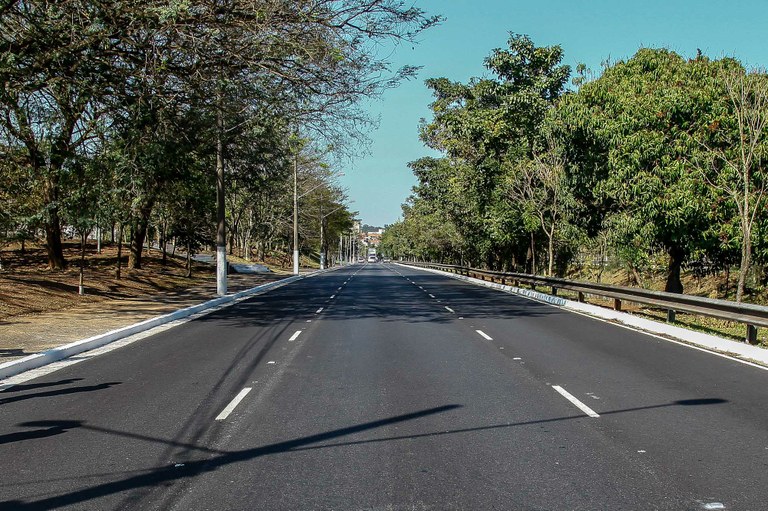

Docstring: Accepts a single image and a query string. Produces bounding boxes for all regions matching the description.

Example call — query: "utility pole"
[293,151,299,275]
[216,106,227,296]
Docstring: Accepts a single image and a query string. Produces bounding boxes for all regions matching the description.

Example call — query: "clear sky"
[339,0,768,228]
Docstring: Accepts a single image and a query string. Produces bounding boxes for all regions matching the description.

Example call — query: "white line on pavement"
[215,387,252,421]
[289,331,302,341]
[476,330,493,341]
[445,306,455,313]
[552,385,600,418]
[316,308,323,314]
[330,295,335,299]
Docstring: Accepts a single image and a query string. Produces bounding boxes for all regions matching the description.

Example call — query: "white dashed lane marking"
[552,385,600,418]
[215,387,252,421]
[289,331,302,341]
[476,330,493,341]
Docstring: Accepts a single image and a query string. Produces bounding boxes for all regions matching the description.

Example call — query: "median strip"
[215,387,252,421]
[552,385,600,418]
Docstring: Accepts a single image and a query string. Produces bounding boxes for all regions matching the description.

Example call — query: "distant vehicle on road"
[367,255,376,263]
[383,258,391,263]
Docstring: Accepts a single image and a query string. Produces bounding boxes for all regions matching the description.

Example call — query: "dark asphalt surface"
[0,263,767,510]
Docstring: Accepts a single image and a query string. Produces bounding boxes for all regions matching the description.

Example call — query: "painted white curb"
[399,263,768,367]
[0,268,338,381]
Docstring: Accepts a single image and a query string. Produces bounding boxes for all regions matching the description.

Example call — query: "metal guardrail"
[402,261,768,345]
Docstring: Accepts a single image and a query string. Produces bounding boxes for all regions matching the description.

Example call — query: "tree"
[413,33,571,269]
[504,127,576,276]
[558,49,726,292]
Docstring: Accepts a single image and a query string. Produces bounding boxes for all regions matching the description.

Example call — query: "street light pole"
[319,203,350,270]
[293,151,299,275]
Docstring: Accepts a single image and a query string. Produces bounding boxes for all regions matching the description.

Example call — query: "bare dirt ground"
[0,242,292,363]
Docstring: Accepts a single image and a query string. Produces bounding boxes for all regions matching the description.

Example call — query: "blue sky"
[339,0,768,227]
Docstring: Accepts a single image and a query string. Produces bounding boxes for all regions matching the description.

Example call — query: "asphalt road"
[1,263,767,510]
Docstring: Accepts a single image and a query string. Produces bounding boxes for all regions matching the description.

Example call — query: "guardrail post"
[551,286,557,296]
[578,291,584,302]
[667,310,676,323]
[530,283,536,291]
[746,324,758,345]
[613,298,621,311]
[501,277,506,285]
[514,279,519,287]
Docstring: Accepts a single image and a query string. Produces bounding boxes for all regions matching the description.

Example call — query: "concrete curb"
[402,264,768,367]
[0,268,337,381]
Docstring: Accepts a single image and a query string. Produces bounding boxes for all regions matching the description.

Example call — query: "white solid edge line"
[289,331,302,341]
[564,306,768,372]
[445,306,455,313]
[476,330,493,341]
[215,387,253,421]
[552,385,600,418]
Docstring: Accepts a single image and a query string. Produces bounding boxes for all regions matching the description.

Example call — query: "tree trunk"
[116,222,124,279]
[529,231,536,275]
[186,242,192,278]
[43,176,66,270]
[160,222,167,266]
[44,208,66,270]
[128,200,155,269]
[79,232,87,295]
[664,246,685,294]
[736,229,752,302]
[546,231,554,277]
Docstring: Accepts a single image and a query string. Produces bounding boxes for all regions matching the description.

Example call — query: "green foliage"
[391,40,768,296]
[0,0,436,271]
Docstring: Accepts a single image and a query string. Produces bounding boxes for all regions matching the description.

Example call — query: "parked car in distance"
[367,255,377,263]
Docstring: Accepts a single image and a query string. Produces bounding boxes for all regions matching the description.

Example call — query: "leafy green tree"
[413,33,571,269]
[503,126,578,276]
[558,49,728,292]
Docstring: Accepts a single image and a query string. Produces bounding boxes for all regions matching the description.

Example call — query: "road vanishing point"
[1,263,767,510]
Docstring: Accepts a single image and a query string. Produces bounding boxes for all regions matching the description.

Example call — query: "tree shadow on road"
[0,397,729,510]
[196,265,559,329]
